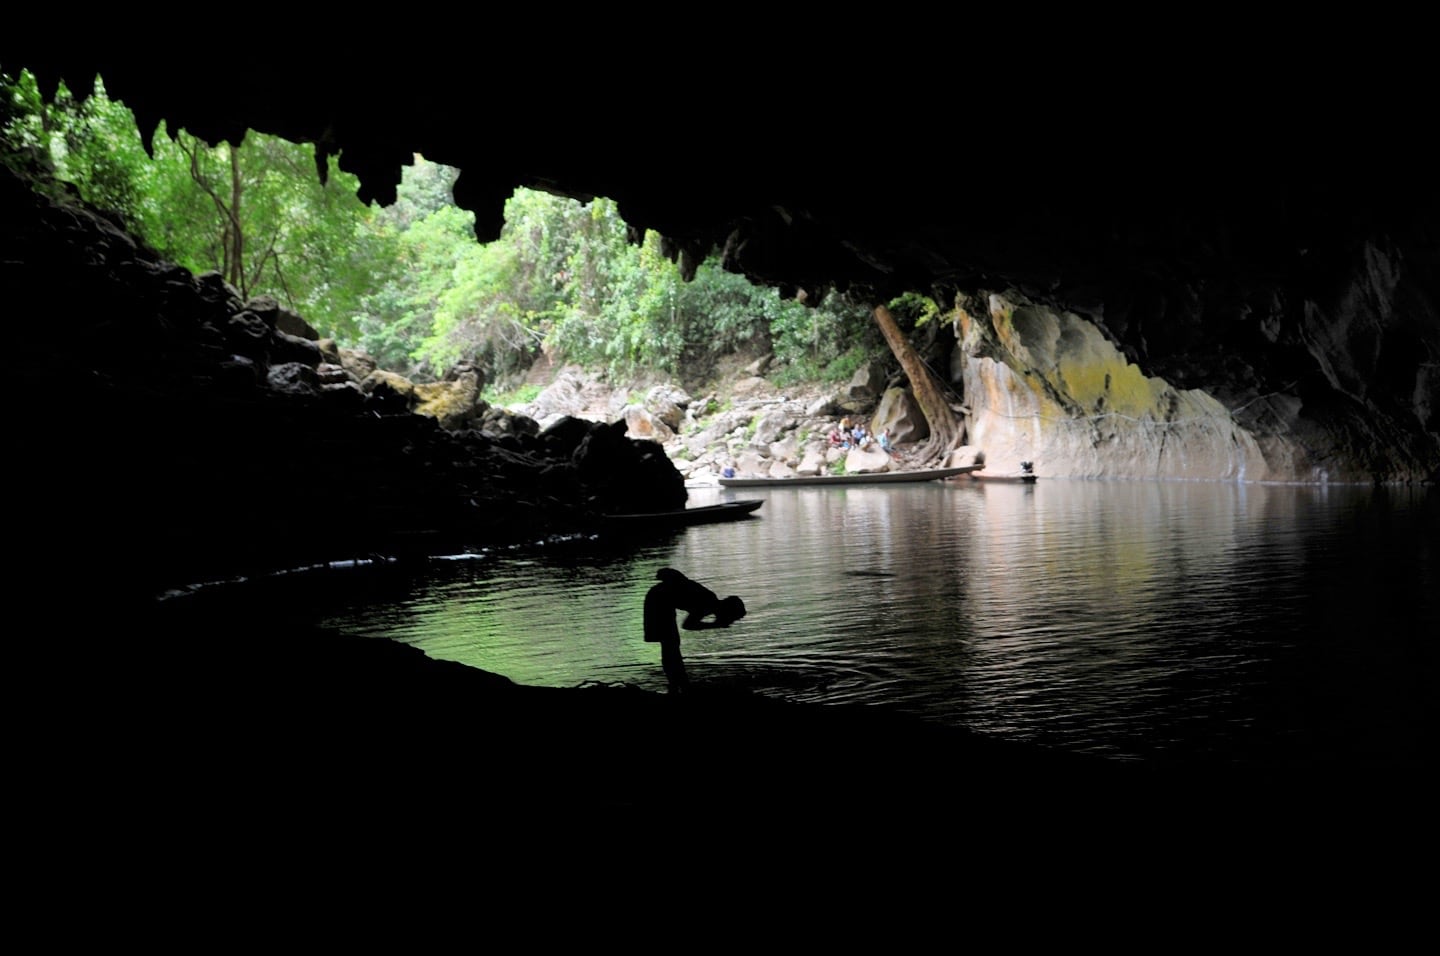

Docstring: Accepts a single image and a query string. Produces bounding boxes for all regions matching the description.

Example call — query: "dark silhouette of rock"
[4,164,691,594]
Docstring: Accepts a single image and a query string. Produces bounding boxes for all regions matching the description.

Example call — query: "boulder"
[768,435,799,462]
[316,338,345,366]
[872,386,930,443]
[484,406,540,438]
[806,395,837,417]
[845,361,888,404]
[245,294,319,340]
[525,370,587,421]
[271,329,323,367]
[267,361,319,396]
[751,408,792,445]
[734,449,768,477]
[572,419,686,513]
[539,415,594,456]
[645,384,692,429]
[319,381,366,409]
[511,367,623,424]
[362,370,418,413]
[339,346,378,380]
[414,365,487,431]
[622,404,674,441]
[766,459,797,479]
[797,447,827,476]
[316,362,351,386]
[845,446,893,474]
[224,310,270,357]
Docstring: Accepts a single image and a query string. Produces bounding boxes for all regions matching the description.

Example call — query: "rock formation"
[954,281,1436,481]
[4,167,689,594]
[956,293,1270,479]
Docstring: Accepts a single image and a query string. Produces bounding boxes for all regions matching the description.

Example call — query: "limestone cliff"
[956,293,1267,479]
[952,218,1439,484]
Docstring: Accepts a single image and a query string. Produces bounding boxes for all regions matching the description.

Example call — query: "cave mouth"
[1,69,832,391]
[8,51,1435,312]
[6,51,1438,534]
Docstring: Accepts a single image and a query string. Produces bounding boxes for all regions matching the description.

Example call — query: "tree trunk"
[872,304,961,465]
[181,135,247,295]
[228,146,245,297]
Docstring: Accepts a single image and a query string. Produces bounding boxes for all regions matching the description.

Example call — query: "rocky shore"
[510,359,982,486]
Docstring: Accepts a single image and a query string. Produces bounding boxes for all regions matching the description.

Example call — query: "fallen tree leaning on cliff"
[872,303,962,467]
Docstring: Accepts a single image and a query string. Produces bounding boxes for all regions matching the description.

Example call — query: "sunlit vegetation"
[2,67,888,390]
[482,383,543,408]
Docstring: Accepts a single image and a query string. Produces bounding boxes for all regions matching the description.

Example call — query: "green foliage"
[479,189,884,386]
[887,291,943,327]
[142,124,378,340]
[824,344,873,382]
[2,69,380,341]
[3,69,917,397]
[671,260,771,358]
[383,155,460,228]
[2,71,149,226]
[483,382,543,407]
[541,198,687,378]
[394,204,538,379]
[768,290,884,384]
[422,239,526,374]
[356,207,452,369]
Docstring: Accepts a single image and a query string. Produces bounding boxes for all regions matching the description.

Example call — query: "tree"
[873,301,961,463]
[5,71,899,393]
[145,127,378,339]
[1,70,149,225]
[2,69,383,341]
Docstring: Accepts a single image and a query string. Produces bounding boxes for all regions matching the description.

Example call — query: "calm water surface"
[305,480,1435,769]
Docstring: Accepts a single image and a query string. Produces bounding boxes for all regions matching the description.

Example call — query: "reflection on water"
[310,480,1436,768]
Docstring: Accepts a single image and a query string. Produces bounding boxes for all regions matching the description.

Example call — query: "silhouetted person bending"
[644,567,746,693]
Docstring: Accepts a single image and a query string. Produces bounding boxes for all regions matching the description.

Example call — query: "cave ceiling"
[5,34,1435,311]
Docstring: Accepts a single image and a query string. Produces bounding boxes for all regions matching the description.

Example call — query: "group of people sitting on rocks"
[827,417,893,454]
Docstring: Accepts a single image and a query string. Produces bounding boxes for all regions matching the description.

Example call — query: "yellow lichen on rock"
[961,291,1273,479]
[413,368,485,432]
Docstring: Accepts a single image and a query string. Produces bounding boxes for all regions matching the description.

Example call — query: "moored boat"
[717,465,980,488]
[597,498,764,530]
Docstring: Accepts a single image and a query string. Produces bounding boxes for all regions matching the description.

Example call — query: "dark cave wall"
[1097,225,1439,480]
[940,185,1440,480]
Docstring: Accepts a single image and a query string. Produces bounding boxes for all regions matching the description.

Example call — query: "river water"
[299,479,1435,771]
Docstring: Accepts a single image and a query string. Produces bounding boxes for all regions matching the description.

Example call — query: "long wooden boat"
[717,465,979,488]
[597,498,764,530]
